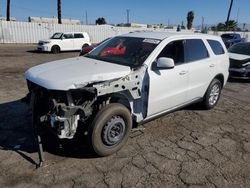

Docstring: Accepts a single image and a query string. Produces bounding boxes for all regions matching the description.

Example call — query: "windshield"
[51,33,63,39]
[85,36,160,67]
[221,34,235,39]
[228,43,250,56]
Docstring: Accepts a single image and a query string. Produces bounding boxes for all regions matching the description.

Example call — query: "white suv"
[37,32,91,53]
[26,31,229,156]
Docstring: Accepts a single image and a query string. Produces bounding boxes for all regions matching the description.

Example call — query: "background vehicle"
[228,42,250,79]
[25,32,229,156]
[221,33,245,48]
[37,32,91,53]
[79,37,110,56]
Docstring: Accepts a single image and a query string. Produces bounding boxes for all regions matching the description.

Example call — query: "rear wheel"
[82,44,89,48]
[51,45,60,54]
[89,103,132,156]
[202,78,222,109]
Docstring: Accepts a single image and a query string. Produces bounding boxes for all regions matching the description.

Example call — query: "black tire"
[202,78,222,110]
[82,44,89,48]
[51,45,60,54]
[89,103,132,156]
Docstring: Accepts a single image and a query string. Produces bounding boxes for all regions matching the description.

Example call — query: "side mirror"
[156,57,175,69]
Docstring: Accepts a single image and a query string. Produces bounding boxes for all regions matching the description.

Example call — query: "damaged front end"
[26,65,148,140]
[27,80,97,139]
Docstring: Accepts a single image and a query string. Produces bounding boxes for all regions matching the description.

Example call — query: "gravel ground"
[0,44,250,188]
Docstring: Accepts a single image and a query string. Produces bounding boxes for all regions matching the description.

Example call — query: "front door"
[147,40,189,117]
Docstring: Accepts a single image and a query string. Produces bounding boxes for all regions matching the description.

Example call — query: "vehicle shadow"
[26,50,44,53]
[228,77,250,83]
[26,50,81,54]
[183,102,207,111]
[0,99,98,166]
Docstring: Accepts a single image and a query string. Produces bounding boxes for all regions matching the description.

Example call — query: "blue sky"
[0,0,249,25]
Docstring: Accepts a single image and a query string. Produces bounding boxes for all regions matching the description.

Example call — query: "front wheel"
[89,103,132,156]
[51,45,60,54]
[202,78,222,109]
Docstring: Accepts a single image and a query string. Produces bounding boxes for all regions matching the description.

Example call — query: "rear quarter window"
[74,33,84,38]
[207,40,225,55]
[185,39,209,62]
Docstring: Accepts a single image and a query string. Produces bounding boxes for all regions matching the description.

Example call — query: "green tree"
[6,0,10,21]
[226,20,237,31]
[216,22,226,31]
[57,0,62,24]
[96,17,107,25]
[212,20,237,31]
[187,11,194,30]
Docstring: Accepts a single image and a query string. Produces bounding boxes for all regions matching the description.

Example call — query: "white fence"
[0,21,249,44]
[0,21,162,44]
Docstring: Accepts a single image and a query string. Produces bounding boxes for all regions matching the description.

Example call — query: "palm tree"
[227,20,237,31]
[6,0,10,21]
[226,0,234,30]
[187,11,194,30]
[57,0,62,24]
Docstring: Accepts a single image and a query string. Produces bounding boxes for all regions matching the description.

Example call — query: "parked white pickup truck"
[37,32,91,53]
[26,31,229,156]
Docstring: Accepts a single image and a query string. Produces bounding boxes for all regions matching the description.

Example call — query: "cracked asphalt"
[0,45,250,188]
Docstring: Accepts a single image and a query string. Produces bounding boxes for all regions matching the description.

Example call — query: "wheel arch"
[214,74,225,88]
[83,42,91,47]
[108,93,131,112]
[51,44,61,52]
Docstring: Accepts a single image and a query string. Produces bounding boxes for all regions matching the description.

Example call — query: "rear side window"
[74,33,84,38]
[185,39,209,62]
[63,34,74,39]
[207,40,225,55]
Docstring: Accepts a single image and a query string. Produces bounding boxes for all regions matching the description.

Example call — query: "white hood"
[25,57,131,90]
[228,53,250,61]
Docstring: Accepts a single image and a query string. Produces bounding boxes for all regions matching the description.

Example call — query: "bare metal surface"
[0,44,250,188]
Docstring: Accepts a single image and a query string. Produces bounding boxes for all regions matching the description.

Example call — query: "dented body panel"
[25,56,131,90]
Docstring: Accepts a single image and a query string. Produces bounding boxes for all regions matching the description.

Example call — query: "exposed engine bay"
[27,65,148,139]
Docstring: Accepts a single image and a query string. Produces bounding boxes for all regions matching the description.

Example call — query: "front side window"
[157,40,185,65]
[185,39,209,62]
[86,37,160,67]
[208,40,225,55]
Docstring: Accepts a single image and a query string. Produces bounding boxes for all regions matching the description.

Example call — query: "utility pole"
[85,11,88,25]
[201,16,204,31]
[6,0,10,21]
[57,0,62,24]
[126,9,130,24]
[226,0,234,30]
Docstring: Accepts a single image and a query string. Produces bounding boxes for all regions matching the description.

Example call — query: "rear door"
[61,33,74,51]
[185,39,214,101]
[74,33,85,50]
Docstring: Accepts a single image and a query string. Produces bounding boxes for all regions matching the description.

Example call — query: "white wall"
[0,21,249,44]
[0,21,160,44]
